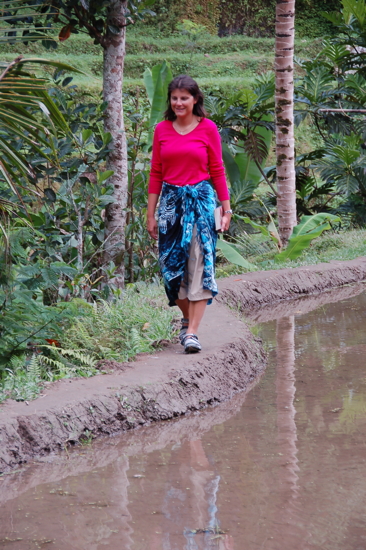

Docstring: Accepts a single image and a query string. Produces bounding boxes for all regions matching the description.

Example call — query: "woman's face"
[170,88,197,118]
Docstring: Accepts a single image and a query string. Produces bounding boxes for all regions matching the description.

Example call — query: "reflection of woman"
[147,75,231,354]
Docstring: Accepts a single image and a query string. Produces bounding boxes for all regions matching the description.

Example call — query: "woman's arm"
[147,125,163,240]
[147,193,159,240]
[207,122,231,231]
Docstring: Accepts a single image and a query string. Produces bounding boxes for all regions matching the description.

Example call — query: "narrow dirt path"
[1,257,366,473]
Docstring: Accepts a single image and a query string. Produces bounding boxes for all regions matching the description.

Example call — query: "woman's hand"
[147,193,159,240]
[147,216,158,240]
[220,201,232,232]
[221,212,231,232]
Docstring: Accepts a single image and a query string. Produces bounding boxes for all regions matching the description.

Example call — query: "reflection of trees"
[276,316,299,498]
[271,316,303,549]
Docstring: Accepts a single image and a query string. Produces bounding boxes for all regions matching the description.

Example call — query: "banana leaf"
[275,213,341,262]
[143,61,173,148]
[216,237,257,271]
[233,213,270,237]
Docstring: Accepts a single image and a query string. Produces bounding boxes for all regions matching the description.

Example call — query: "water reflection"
[2,290,366,549]
[273,316,303,549]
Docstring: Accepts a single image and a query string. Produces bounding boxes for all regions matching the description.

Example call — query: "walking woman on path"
[147,75,231,354]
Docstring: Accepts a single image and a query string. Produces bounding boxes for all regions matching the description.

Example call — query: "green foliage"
[0,1,51,45]
[275,213,341,262]
[322,0,366,66]
[244,228,366,270]
[0,0,156,48]
[0,280,177,402]
[0,270,75,370]
[140,0,220,34]
[123,87,161,283]
[0,354,43,403]
[288,0,366,228]
[221,140,271,235]
[206,74,275,234]
[216,237,257,271]
[217,212,341,269]
[177,19,209,37]
[143,60,173,147]
[59,283,177,362]
[139,0,340,37]
[314,136,366,197]
[0,57,79,190]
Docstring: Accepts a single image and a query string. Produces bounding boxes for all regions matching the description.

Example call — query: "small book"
[214,206,222,232]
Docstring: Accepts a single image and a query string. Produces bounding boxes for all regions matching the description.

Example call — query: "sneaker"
[179,318,189,345]
[183,333,202,354]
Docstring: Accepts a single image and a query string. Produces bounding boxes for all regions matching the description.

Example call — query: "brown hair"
[164,75,207,121]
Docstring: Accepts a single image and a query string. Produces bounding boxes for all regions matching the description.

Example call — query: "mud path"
[1,257,366,473]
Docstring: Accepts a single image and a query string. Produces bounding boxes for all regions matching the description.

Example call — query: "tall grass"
[60,283,177,362]
[0,283,178,403]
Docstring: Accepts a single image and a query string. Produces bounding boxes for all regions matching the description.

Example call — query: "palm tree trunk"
[275,0,297,245]
[102,0,128,289]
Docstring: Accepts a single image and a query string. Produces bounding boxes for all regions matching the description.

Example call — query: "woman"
[147,75,232,354]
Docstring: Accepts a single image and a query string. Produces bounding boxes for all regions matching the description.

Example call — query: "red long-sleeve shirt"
[148,118,229,201]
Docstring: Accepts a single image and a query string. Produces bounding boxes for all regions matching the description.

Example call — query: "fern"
[58,348,97,368]
[9,354,26,371]
[40,345,97,369]
[129,327,144,354]
[0,354,43,402]
[28,354,42,379]
[37,354,66,372]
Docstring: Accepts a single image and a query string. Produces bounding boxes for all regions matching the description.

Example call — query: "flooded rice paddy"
[1,287,366,549]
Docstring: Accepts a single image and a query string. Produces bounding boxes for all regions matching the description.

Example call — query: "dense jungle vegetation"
[0,0,365,402]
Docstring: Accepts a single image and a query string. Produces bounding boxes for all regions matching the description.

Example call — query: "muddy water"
[2,290,366,550]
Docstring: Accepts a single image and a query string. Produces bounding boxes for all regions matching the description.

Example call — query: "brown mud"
[1,257,366,473]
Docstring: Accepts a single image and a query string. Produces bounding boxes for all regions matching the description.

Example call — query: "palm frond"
[0,54,80,195]
[0,0,53,45]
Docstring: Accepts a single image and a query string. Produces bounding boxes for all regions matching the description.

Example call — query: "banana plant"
[216,235,257,271]
[275,213,341,262]
[143,61,173,149]
[217,212,340,270]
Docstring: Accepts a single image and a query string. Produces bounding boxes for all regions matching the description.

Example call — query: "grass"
[0,282,178,403]
[0,28,322,94]
[267,230,366,269]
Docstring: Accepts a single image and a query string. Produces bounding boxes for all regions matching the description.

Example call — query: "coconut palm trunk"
[102,0,129,289]
[275,0,297,245]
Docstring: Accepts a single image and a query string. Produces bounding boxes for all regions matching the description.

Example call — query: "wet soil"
[1,257,366,473]
[1,287,366,549]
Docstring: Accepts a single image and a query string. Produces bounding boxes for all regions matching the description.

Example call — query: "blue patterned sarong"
[158,180,218,307]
